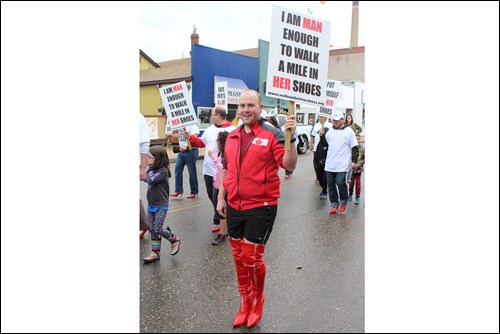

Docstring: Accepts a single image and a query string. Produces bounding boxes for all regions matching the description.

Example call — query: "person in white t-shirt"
[319,111,359,215]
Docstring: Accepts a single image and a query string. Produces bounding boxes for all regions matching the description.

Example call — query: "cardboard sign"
[266,6,331,106]
[318,80,342,117]
[159,81,198,130]
[214,81,228,111]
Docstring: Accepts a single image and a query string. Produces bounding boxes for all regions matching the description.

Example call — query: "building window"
[296,113,305,124]
[308,113,316,125]
[227,106,237,123]
[197,107,212,130]
[198,106,238,129]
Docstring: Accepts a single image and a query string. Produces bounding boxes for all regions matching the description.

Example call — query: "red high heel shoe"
[186,194,198,199]
[170,192,183,198]
[139,228,149,238]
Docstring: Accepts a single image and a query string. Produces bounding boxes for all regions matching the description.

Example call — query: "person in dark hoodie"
[319,111,359,215]
[310,115,333,199]
[142,145,181,263]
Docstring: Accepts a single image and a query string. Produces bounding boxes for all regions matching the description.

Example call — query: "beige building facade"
[328,47,365,82]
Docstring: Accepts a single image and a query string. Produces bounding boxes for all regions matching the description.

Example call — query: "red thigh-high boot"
[229,238,252,327]
[241,241,266,328]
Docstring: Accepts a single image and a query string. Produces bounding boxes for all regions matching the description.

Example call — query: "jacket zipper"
[236,129,256,210]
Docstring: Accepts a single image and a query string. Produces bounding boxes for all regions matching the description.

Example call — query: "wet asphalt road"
[140,152,364,333]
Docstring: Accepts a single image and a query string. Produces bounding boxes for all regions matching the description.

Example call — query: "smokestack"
[350,1,359,47]
[190,25,199,45]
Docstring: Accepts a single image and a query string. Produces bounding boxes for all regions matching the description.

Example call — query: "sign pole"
[285,101,294,151]
[183,127,192,150]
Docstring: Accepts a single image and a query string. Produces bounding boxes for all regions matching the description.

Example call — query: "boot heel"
[246,296,264,327]
[139,227,149,238]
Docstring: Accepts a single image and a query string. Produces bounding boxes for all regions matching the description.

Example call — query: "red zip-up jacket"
[223,119,286,211]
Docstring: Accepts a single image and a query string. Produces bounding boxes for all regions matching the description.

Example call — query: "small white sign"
[318,79,342,118]
[337,84,354,109]
[214,81,228,111]
[146,117,159,140]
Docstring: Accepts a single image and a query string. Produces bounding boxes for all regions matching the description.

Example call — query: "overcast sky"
[140,1,365,62]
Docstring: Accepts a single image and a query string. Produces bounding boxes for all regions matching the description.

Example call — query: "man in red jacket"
[217,90,297,328]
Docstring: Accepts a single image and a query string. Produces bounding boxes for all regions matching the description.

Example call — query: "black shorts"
[226,204,278,244]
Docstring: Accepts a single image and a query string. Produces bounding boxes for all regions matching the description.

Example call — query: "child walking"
[208,131,229,245]
[143,145,181,263]
[349,134,365,204]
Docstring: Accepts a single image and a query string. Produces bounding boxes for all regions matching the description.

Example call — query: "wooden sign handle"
[184,127,192,149]
[285,101,295,151]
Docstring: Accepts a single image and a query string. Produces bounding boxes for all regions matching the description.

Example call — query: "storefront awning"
[214,76,249,104]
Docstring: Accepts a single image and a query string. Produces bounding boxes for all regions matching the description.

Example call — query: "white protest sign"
[214,81,228,112]
[266,5,330,106]
[337,84,354,109]
[318,79,342,117]
[146,117,159,139]
[159,81,198,130]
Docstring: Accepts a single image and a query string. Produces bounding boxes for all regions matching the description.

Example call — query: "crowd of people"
[139,90,364,328]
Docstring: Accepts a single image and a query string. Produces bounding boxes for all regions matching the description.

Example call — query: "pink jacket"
[209,151,223,190]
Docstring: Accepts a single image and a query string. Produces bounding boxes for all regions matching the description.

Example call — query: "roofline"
[329,46,365,56]
[140,49,160,68]
[140,76,192,86]
[194,43,257,59]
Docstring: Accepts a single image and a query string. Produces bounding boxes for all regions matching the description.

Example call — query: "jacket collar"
[230,119,262,137]
[214,120,233,128]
